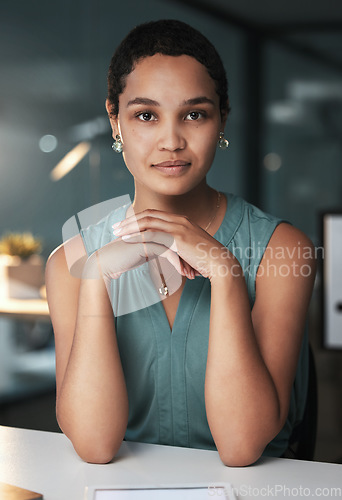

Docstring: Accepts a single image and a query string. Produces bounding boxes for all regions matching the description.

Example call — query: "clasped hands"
[83,209,240,285]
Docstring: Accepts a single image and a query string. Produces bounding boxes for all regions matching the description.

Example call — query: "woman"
[46,19,316,466]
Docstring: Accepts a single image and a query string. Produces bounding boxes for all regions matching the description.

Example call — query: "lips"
[152,160,190,168]
[151,159,191,176]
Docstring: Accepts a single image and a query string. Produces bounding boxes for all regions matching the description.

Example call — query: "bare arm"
[205,223,316,466]
[45,236,128,463]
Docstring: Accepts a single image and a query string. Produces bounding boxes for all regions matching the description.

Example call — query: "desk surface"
[0,426,341,500]
[0,298,50,322]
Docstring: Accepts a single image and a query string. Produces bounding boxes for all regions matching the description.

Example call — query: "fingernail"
[113,227,121,234]
[112,222,121,229]
[122,234,132,240]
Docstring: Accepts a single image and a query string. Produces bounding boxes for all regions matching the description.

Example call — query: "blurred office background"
[0,0,341,462]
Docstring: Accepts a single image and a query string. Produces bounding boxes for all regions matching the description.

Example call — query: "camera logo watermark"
[61,195,181,316]
[61,195,323,316]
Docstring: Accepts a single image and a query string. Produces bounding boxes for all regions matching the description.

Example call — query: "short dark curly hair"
[107,19,230,118]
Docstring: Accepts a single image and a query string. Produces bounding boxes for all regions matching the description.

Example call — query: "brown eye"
[187,111,204,120]
[137,112,155,121]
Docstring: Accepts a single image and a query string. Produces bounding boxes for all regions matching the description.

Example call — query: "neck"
[130,181,217,229]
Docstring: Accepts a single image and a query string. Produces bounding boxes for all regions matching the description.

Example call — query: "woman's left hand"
[113,209,239,282]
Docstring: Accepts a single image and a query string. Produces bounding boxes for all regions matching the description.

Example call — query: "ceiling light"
[39,134,58,153]
[50,141,91,181]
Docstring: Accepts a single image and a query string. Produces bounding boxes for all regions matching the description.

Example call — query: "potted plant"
[0,232,44,299]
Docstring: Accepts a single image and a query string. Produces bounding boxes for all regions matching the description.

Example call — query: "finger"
[121,233,196,279]
[122,238,183,276]
[113,213,186,238]
[112,213,141,234]
[112,233,182,274]
[121,231,176,255]
[115,209,183,227]
[180,258,193,279]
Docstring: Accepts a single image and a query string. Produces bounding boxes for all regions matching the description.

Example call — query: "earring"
[218,132,229,150]
[112,134,123,153]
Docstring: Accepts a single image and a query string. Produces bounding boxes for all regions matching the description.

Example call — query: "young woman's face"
[109,54,225,196]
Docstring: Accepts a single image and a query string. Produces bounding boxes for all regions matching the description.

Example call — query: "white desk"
[0,426,341,500]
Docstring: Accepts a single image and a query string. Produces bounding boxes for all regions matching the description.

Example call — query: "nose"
[157,120,186,151]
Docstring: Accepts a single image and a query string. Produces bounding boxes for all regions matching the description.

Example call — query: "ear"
[220,99,230,131]
[105,99,119,139]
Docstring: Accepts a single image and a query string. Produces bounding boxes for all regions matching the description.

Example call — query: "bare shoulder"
[260,222,317,276]
[46,243,67,280]
[269,222,315,254]
[254,221,317,322]
[46,234,87,282]
[253,221,317,339]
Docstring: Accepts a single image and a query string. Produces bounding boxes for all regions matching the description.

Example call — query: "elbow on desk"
[217,442,264,467]
[67,430,123,464]
[212,414,284,467]
[218,449,262,468]
[73,441,120,464]
[57,415,123,464]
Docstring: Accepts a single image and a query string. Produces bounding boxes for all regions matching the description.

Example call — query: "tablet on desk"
[85,483,237,499]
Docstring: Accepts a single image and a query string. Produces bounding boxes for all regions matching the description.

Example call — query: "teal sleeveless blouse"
[80,192,308,457]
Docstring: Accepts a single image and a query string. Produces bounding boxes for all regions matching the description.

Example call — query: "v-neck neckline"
[154,192,234,335]
[118,192,244,334]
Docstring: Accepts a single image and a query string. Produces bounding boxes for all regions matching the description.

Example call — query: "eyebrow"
[127,97,159,107]
[126,96,215,107]
[182,97,215,106]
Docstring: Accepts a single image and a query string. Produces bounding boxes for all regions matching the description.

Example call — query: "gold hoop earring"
[218,132,229,150]
[112,134,123,153]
